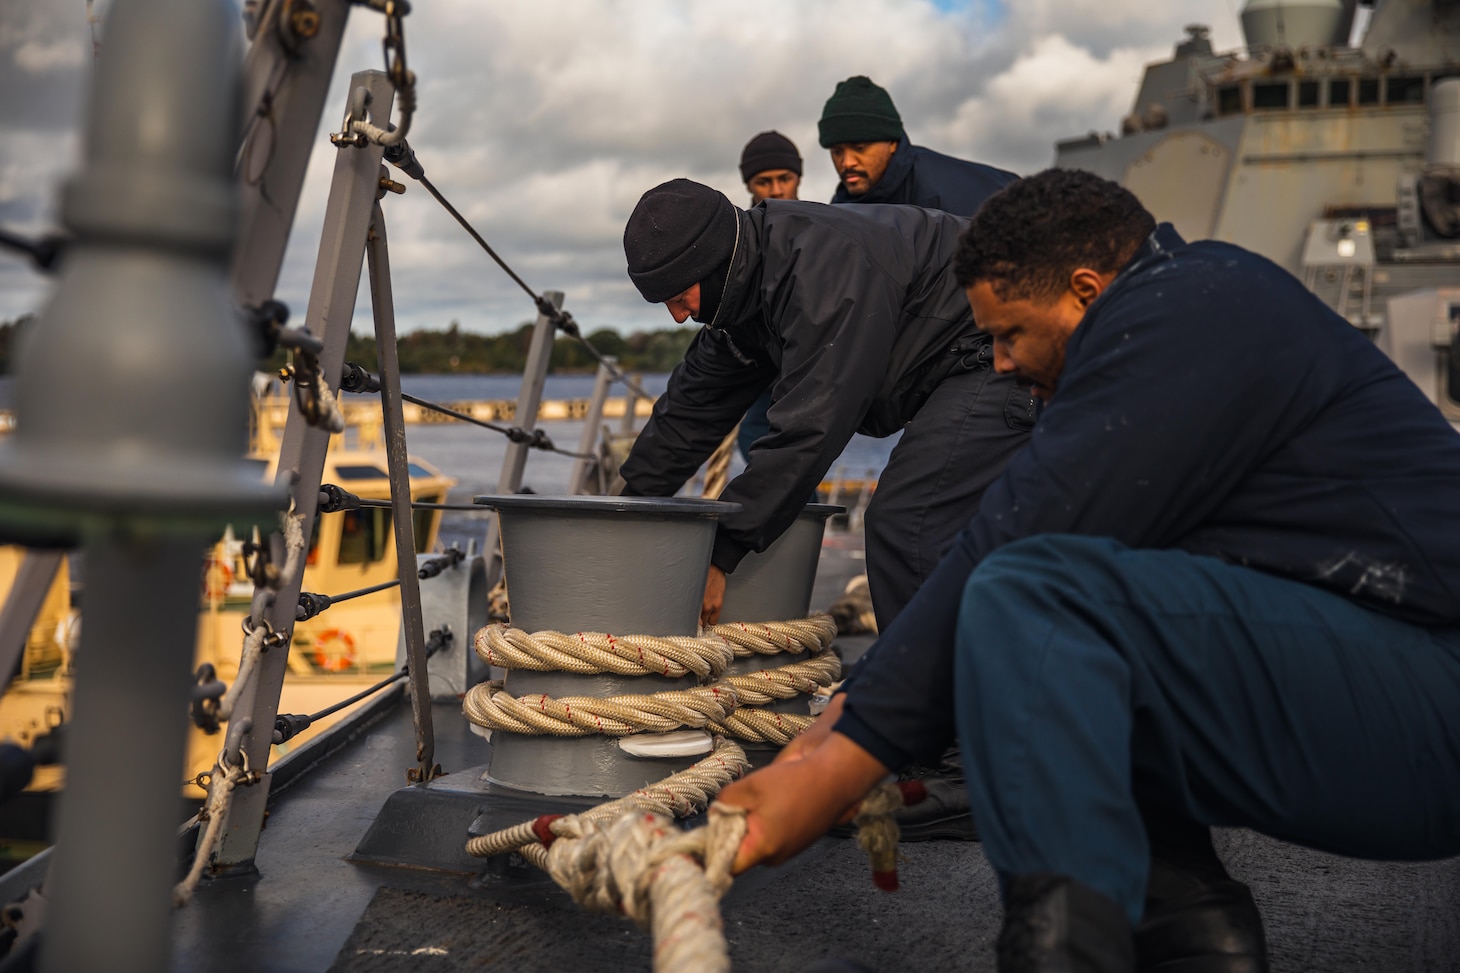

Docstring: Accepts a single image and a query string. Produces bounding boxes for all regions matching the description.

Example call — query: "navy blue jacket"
[836,225,1460,771]
[830,135,1016,217]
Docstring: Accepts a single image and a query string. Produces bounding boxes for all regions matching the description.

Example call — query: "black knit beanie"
[739,131,803,182]
[818,76,904,147]
[623,179,739,304]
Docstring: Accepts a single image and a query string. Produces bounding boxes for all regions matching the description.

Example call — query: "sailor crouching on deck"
[617,178,1034,630]
[719,169,1460,972]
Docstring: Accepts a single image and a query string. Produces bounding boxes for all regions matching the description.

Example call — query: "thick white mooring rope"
[462,652,842,742]
[464,613,865,970]
[469,762,921,973]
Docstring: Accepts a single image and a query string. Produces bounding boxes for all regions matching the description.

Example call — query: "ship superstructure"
[1057,0,1460,419]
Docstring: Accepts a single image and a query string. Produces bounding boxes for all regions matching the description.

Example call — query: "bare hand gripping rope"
[467,750,927,973]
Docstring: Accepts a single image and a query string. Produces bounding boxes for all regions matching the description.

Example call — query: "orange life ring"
[311,628,358,672]
[202,556,234,600]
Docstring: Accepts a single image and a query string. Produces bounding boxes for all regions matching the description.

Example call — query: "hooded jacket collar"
[704,208,763,337]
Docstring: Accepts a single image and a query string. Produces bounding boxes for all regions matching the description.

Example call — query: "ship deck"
[152,537,1460,973]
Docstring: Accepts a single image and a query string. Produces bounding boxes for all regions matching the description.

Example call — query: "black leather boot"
[997,874,1135,972]
[830,747,979,841]
[1136,813,1269,973]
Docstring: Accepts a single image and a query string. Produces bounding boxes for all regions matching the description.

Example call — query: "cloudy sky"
[0,0,1244,336]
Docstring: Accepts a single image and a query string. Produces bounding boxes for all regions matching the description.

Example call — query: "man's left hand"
[701,565,726,627]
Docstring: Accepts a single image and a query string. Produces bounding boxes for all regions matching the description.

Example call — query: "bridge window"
[1298,81,1320,108]
[1387,76,1426,104]
[412,495,442,554]
[339,508,392,565]
[1358,78,1381,105]
[1329,78,1352,107]
[334,464,389,480]
[1217,84,1243,115]
[1253,81,1290,110]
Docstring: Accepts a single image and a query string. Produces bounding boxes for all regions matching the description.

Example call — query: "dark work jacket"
[830,135,1016,217]
[620,201,985,574]
[836,224,1460,771]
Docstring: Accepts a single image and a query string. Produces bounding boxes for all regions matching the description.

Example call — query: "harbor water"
[396,374,896,551]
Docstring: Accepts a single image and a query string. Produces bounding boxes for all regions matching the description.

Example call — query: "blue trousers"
[954,535,1460,924]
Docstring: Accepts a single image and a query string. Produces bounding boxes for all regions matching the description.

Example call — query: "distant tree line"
[337,322,697,375]
[0,315,696,376]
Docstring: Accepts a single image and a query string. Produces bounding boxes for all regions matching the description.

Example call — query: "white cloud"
[1,0,1245,333]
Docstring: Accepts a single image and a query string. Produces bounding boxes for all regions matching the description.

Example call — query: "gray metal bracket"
[215,69,397,870]
[364,199,435,780]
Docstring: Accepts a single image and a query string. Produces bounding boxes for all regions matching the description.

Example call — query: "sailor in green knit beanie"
[817,75,1014,217]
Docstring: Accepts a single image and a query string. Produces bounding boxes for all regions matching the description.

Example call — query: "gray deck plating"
[167,543,1460,972]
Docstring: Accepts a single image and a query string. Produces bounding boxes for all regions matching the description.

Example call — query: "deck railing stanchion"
[365,200,436,780]
[482,291,560,589]
[569,359,616,495]
[620,372,643,436]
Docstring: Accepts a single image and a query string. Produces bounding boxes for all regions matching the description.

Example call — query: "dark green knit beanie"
[818,76,904,147]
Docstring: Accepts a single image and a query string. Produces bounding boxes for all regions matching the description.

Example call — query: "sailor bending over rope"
[717,169,1460,972]
[617,180,1034,634]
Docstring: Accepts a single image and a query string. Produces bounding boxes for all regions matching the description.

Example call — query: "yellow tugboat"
[0,387,455,802]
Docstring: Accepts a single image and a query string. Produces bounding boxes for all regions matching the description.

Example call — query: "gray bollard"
[719,503,843,624]
[0,0,283,970]
[719,504,844,742]
[472,495,739,797]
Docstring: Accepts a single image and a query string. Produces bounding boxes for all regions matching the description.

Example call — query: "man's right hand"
[775,692,846,764]
[719,729,889,875]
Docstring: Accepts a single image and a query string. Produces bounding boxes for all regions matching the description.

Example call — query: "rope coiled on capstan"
[472,614,837,681]
[464,683,741,737]
[462,653,842,741]
[474,625,735,680]
[711,614,837,658]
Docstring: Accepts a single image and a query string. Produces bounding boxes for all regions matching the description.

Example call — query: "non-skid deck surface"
[171,541,1460,972]
[326,830,1460,972]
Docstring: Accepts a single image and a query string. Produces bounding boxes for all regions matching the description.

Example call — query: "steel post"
[43,539,205,973]
[620,375,641,435]
[0,0,279,969]
[365,199,435,780]
[482,292,561,589]
[568,360,615,495]
[215,70,397,869]
[499,291,560,491]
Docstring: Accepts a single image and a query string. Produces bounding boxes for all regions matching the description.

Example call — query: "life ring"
[202,556,234,600]
[311,628,358,672]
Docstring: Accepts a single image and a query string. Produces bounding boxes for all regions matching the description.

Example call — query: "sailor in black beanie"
[739,131,802,205]
[733,132,803,460]
[620,179,1035,645]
